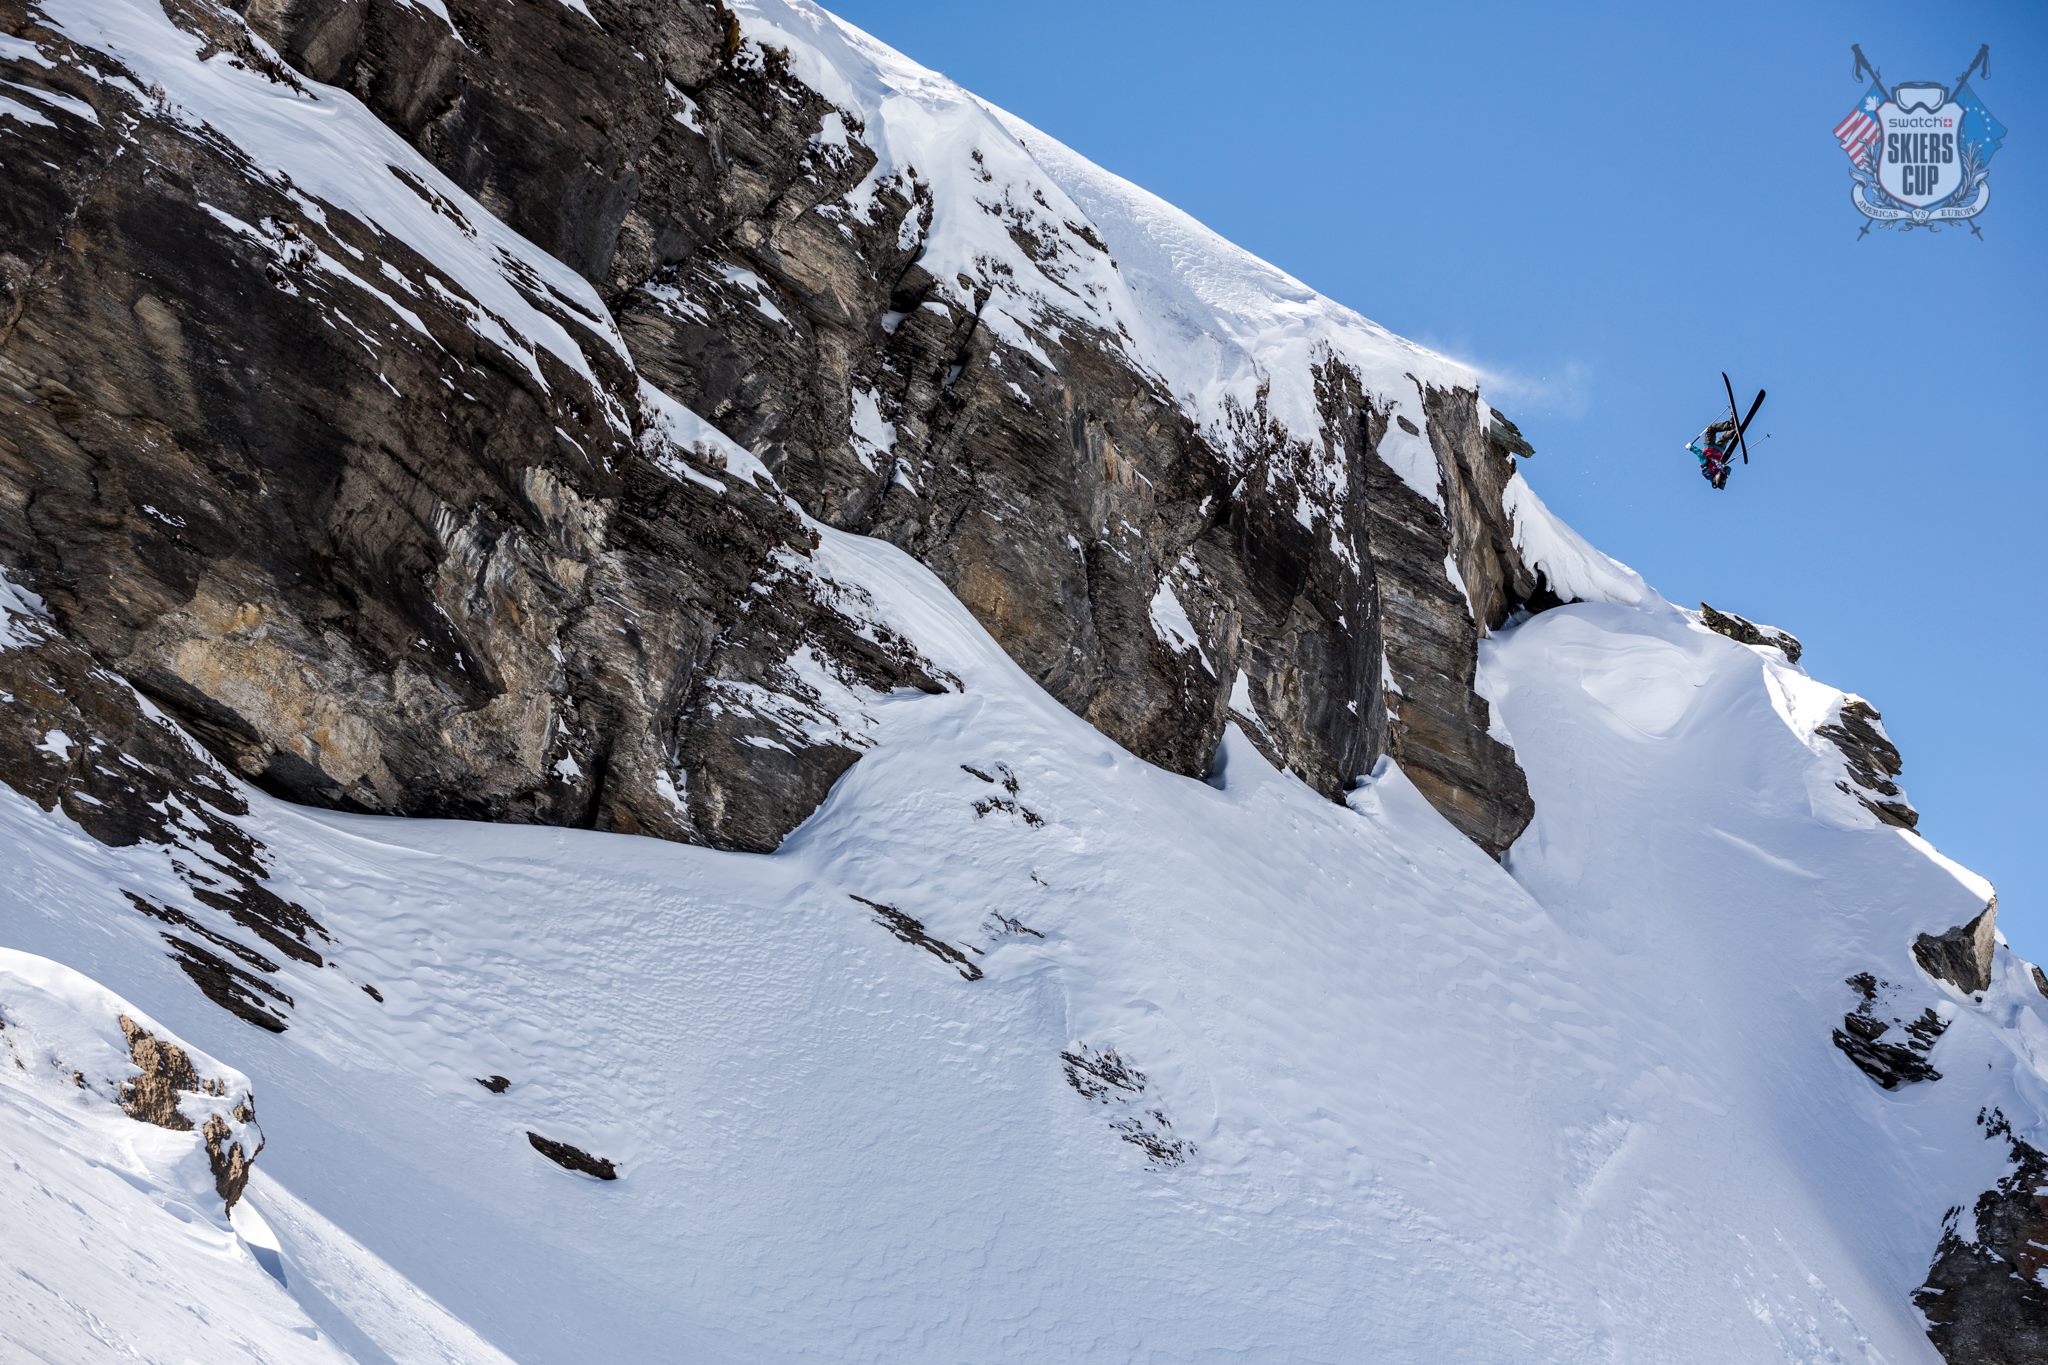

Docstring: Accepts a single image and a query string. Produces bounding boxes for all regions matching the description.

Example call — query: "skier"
[1690,374,1765,492]
[1689,419,1738,490]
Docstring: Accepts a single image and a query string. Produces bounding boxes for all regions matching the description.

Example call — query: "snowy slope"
[0,947,509,1364]
[6,520,2044,1361]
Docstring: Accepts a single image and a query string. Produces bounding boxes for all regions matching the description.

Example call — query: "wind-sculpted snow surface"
[3,522,2045,1361]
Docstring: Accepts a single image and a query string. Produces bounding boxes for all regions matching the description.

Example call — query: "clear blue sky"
[827,0,2048,955]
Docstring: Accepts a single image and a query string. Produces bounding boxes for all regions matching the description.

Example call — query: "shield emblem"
[1876,86,1966,208]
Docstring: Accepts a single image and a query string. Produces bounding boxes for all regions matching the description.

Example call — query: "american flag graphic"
[1834,85,1886,165]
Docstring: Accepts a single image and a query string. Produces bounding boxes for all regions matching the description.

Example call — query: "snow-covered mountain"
[1,1,2042,1360]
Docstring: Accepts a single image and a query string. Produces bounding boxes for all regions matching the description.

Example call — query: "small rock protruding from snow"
[1060,1044,1192,1169]
[1698,602,1802,665]
[527,1132,618,1181]
[1830,972,1947,1090]
[850,895,984,981]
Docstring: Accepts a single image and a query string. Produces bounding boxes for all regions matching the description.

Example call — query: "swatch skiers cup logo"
[1833,44,2005,236]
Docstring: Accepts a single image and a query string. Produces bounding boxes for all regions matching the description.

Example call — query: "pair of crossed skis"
[1718,372,1766,464]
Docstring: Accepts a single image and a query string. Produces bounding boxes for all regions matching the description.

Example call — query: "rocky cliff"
[2,0,1546,868]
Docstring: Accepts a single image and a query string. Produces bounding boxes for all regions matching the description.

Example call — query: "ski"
[1721,372,1765,464]
[1734,388,1766,464]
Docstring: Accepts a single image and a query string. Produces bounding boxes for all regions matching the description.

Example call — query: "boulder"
[117,1016,265,1211]
[1913,900,2000,996]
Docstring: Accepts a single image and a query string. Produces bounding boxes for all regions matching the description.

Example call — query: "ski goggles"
[1889,83,1950,114]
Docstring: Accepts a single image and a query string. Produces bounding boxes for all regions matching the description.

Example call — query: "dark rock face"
[234,0,1256,787]
[1364,387,1540,855]
[219,0,1539,848]
[527,1131,619,1181]
[242,0,742,300]
[1699,603,1802,664]
[1916,1109,2048,1364]
[1831,973,1945,1089]
[0,0,946,860]
[1914,901,2000,997]
[0,587,318,1031]
[1816,700,1919,830]
[2,0,1549,988]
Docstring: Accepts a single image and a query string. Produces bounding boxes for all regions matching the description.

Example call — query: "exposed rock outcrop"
[1915,901,2000,997]
[0,0,1546,857]
[1915,1109,2048,1364]
[1817,699,1918,830]
[528,1131,619,1180]
[1061,1043,1192,1169]
[1367,387,1539,854]
[851,894,984,981]
[117,1014,264,1210]
[1832,973,1946,1090]
[1699,603,1802,664]
[0,0,947,859]
[241,0,1303,791]
[0,950,264,1215]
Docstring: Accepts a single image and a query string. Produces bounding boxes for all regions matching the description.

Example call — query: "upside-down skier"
[1690,420,1739,490]
[1689,374,1765,492]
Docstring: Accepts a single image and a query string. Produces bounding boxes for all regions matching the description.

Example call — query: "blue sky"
[827,0,2048,954]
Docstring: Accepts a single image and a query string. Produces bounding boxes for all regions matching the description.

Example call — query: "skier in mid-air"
[1690,374,1765,492]
[1690,420,1739,490]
